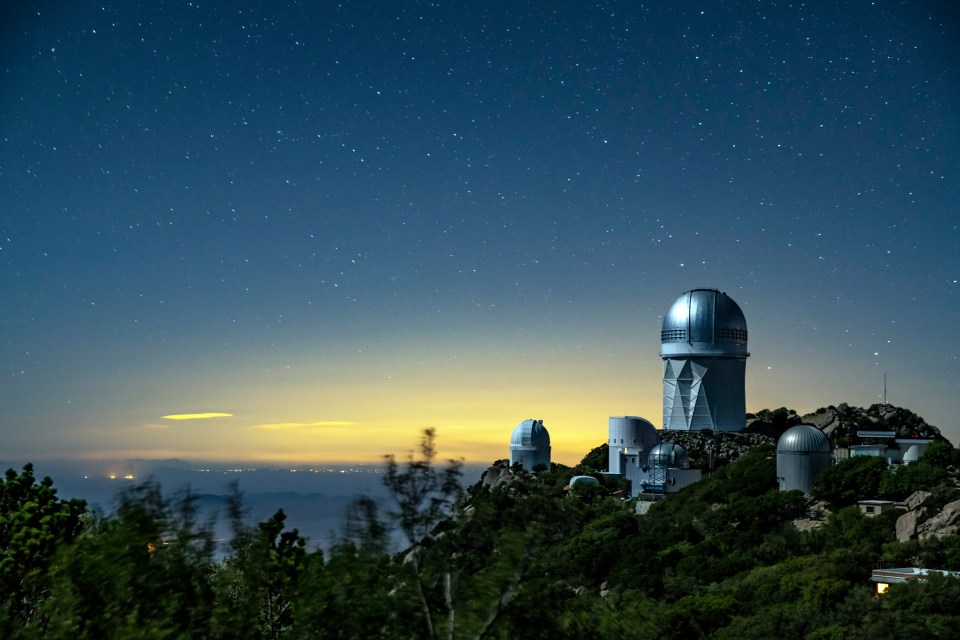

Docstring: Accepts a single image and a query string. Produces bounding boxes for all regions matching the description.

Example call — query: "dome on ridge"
[777,424,831,455]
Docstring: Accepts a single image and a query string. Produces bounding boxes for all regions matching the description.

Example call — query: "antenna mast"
[883,372,887,405]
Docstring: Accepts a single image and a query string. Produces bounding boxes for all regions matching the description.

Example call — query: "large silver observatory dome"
[661,289,748,358]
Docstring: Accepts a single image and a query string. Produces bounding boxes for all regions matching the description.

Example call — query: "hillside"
[2,406,959,638]
[652,403,947,470]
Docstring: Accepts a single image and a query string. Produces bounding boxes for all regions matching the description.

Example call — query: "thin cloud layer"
[162,413,234,420]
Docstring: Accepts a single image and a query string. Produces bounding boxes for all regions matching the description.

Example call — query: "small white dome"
[902,444,924,463]
[569,475,600,487]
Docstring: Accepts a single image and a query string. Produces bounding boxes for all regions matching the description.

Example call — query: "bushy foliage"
[577,443,608,472]
[0,464,86,634]
[812,456,888,506]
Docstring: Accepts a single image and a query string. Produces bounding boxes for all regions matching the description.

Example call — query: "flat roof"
[871,567,960,583]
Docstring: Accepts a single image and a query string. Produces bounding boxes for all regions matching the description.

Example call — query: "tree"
[576,443,608,472]
[383,428,464,546]
[39,481,217,639]
[919,441,960,469]
[812,456,888,506]
[381,428,463,640]
[246,510,306,639]
[213,485,307,640]
[0,464,86,633]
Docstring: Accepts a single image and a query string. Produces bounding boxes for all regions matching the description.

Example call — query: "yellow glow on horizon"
[36,338,667,465]
[253,421,355,430]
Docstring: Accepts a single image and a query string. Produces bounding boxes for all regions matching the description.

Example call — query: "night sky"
[2,1,958,466]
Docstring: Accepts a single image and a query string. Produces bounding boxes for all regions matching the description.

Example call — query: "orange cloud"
[162,413,234,420]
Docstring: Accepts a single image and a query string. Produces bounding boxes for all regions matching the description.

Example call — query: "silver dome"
[511,419,550,448]
[661,289,748,358]
[509,419,551,471]
[647,443,690,468]
[776,424,831,455]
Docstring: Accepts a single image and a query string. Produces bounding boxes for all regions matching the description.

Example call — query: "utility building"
[661,289,749,431]
[608,416,659,475]
[606,418,703,498]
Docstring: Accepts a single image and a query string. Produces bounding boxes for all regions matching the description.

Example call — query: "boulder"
[896,509,925,542]
[480,466,505,490]
[905,490,932,511]
[916,500,960,541]
[929,525,959,539]
[802,408,840,435]
[940,498,960,524]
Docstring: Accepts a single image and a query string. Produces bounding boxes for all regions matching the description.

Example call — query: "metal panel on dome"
[687,291,714,343]
[777,424,832,454]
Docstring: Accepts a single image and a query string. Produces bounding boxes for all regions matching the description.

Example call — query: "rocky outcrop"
[896,509,926,542]
[802,407,842,435]
[659,431,775,468]
[918,499,960,541]
[656,404,942,468]
[480,464,520,491]
[800,403,944,442]
[905,490,932,511]
[895,491,960,542]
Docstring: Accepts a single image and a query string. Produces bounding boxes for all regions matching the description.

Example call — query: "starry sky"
[1,1,958,466]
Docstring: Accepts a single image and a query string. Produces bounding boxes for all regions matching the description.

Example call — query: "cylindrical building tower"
[661,289,749,431]
[509,419,551,471]
[776,424,832,492]
[608,416,659,474]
